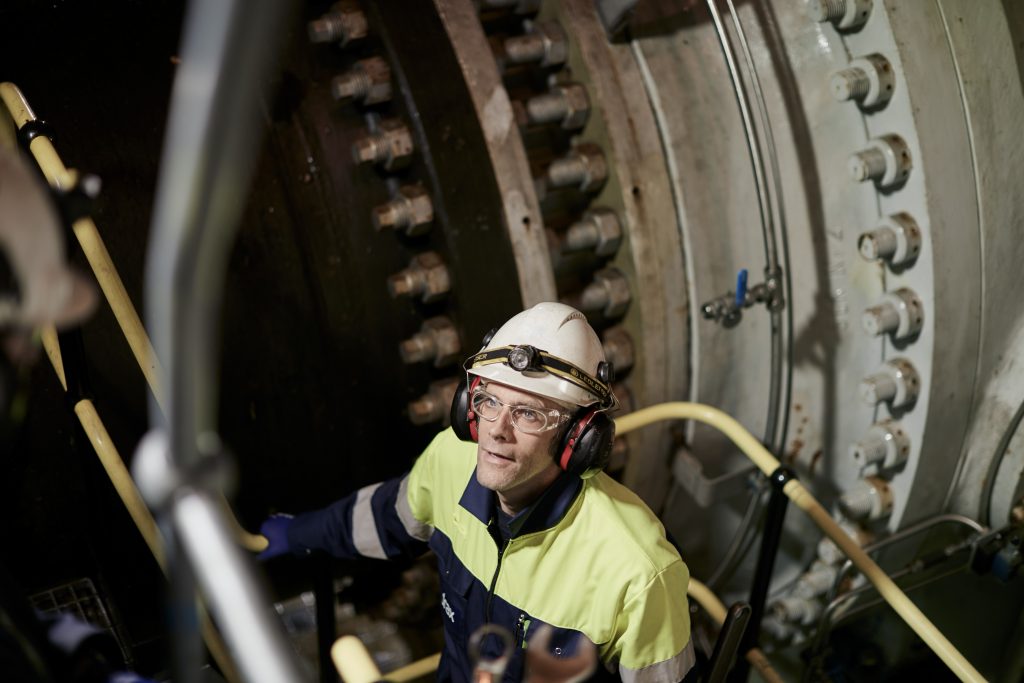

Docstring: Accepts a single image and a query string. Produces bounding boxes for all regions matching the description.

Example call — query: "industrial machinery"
[1,0,1023,680]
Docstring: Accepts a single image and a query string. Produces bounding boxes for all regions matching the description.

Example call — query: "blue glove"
[258,513,295,560]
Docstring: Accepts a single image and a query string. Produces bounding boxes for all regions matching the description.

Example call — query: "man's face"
[474,381,567,509]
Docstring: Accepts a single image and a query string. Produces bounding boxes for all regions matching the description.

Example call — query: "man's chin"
[475,465,513,493]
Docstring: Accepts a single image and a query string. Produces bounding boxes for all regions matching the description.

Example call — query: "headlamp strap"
[465,345,613,407]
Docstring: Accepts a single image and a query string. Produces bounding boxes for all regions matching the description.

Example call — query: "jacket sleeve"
[609,561,695,683]
[286,436,442,560]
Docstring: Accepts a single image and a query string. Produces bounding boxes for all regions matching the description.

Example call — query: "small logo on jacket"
[441,593,455,623]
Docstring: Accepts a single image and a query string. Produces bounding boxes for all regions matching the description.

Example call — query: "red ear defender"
[450,375,483,443]
[467,376,481,441]
[558,410,615,477]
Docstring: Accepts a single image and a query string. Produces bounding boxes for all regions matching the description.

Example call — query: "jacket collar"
[459,466,582,538]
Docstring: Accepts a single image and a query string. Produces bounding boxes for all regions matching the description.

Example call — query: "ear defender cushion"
[558,410,615,477]
[449,376,480,442]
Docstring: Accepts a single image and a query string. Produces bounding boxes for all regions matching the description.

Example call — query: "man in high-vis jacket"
[260,302,695,682]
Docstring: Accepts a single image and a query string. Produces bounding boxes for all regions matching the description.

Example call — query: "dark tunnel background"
[0,0,528,673]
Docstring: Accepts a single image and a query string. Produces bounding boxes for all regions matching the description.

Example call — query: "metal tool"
[469,624,515,683]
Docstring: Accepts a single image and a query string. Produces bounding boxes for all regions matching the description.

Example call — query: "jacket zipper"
[484,536,511,623]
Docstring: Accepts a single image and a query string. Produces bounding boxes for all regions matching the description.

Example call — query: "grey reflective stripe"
[396,475,433,541]
[619,640,696,683]
[352,483,387,559]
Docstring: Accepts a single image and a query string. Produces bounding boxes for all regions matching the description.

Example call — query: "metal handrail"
[133,0,304,681]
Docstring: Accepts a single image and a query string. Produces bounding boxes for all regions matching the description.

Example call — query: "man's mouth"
[482,448,514,462]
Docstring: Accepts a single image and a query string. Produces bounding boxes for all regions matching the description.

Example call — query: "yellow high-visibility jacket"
[289,428,694,682]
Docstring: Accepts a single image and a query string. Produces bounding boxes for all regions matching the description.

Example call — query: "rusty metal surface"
[551,0,689,508]
[433,0,558,307]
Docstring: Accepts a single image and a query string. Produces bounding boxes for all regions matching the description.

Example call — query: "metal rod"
[729,467,795,682]
[703,0,776,271]
[704,0,792,460]
[719,0,796,455]
[139,0,303,680]
[173,491,306,682]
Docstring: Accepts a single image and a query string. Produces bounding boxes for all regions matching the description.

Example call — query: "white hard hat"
[0,147,96,330]
[465,302,617,409]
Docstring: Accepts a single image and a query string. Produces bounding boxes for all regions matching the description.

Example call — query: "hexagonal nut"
[595,268,631,318]
[372,185,434,235]
[359,56,392,103]
[585,208,622,256]
[408,377,460,426]
[332,56,392,105]
[391,251,449,303]
[422,316,461,366]
[535,21,568,67]
[353,119,414,170]
[398,185,434,234]
[557,83,591,130]
[418,257,451,304]
[378,119,415,171]
[308,1,368,46]
[576,143,608,193]
[601,326,634,375]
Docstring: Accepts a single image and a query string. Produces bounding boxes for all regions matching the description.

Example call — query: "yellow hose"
[1,81,164,413]
[39,327,240,683]
[0,82,267,554]
[388,653,442,682]
[332,635,384,683]
[616,402,985,683]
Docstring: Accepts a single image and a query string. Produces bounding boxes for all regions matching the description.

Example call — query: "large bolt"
[859,358,920,409]
[830,54,895,109]
[861,288,924,340]
[352,119,414,171]
[525,83,591,130]
[308,1,368,46]
[838,477,893,522]
[848,134,912,189]
[579,267,631,318]
[545,143,608,194]
[372,185,434,236]
[807,0,871,31]
[399,317,461,367]
[564,208,622,257]
[387,252,451,303]
[503,21,568,68]
[850,420,911,471]
[601,326,634,375]
[332,56,392,105]
[408,378,460,426]
[858,213,922,266]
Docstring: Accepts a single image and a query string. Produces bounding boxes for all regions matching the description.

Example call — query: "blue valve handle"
[734,269,748,308]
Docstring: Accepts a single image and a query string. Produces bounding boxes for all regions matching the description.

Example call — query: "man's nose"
[490,406,515,438]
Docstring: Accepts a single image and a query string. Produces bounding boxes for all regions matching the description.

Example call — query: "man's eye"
[516,408,540,423]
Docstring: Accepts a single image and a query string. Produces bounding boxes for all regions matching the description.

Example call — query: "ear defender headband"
[449,341,617,478]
